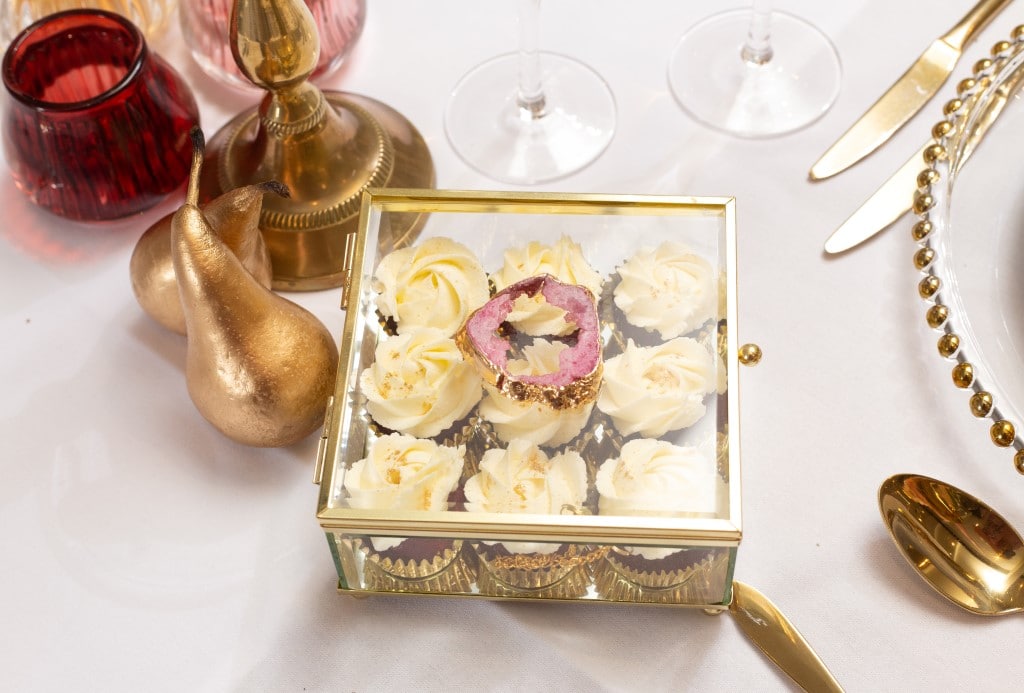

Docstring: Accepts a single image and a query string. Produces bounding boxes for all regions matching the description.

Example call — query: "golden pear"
[173,128,338,447]
[130,178,288,335]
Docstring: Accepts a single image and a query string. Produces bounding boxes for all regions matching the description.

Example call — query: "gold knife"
[729,581,845,692]
[824,57,1024,254]
[809,0,1010,181]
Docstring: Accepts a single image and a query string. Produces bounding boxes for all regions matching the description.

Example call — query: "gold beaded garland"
[937,333,960,357]
[926,305,948,328]
[923,144,946,163]
[991,420,1016,447]
[912,192,935,214]
[991,40,1012,56]
[973,58,994,74]
[916,30,1024,466]
[918,275,940,298]
[970,391,994,417]
[931,120,953,139]
[913,247,935,270]
[917,169,940,188]
[952,363,974,388]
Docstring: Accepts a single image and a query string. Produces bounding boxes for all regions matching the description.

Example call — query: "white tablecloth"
[4,1,1023,690]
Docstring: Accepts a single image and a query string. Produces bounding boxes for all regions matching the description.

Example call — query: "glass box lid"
[315,189,742,552]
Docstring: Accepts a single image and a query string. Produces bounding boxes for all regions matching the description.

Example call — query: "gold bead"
[926,304,948,328]
[919,275,940,298]
[917,168,939,188]
[991,420,1016,447]
[991,40,1012,56]
[973,58,994,75]
[1015,448,1024,475]
[970,391,993,417]
[912,219,933,240]
[912,192,935,214]
[931,121,953,139]
[956,78,976,95]
[923,144,946,163]
[1012,25,1024,41]
[952,362,974,388]
[937,333,960,357]
[738,343,762,366]
[914,247,935,270]
[944,98,964,115]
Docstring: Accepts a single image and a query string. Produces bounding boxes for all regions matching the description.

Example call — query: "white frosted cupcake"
[373,236,490,337]
[464,439,594,597]
[614,241,717,339]
[597,337,716,437]
[490,234,604,299]
[593,438,725,603]
[344,434,474,593]
[478,338,594,447]
[360,328,483,438]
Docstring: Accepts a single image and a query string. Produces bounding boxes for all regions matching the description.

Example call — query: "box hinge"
[313,395,335,485]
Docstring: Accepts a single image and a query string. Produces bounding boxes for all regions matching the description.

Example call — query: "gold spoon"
[878,473,1024,615]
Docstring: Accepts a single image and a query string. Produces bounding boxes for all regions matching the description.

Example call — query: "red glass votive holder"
[2,10,200,221]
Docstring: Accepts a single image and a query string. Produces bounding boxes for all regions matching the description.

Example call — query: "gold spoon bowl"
[878,473,1024,616]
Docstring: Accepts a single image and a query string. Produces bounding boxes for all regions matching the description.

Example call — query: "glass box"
[315,190,742,606]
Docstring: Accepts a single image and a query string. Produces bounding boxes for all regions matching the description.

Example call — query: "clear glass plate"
[921,35,1024,466]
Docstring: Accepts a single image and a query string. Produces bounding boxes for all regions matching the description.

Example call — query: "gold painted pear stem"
[130,179,288,335]
[173,128,338,447]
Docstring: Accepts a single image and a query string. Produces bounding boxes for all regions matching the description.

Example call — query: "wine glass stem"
[516,0,547,118]
[740,0,774,66]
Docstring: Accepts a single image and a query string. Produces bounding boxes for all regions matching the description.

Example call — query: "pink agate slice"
[462,275,601,391]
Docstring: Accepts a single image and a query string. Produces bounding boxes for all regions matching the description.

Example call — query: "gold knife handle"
[942,0,1013,51]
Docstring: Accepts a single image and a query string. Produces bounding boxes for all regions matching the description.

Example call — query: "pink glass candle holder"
[180,0,365,89]
[2,10,200,221]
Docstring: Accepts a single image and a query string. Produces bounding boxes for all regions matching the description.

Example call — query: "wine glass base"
[444,52,616,184]
[668,9,841,138]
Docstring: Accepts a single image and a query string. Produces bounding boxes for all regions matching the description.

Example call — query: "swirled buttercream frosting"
[372,236,490,337]
[596,438,716,559]
[479,339,594,446]
[491,235,604,298]
[360,328,482,438]
[464,439,587,554]
[344,433,465,551]
[613,241,717,339]
[596,338,715,437]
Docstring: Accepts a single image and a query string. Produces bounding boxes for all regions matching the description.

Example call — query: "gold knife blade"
[729,581,845,693]
[823,144,926,254]
[824,54,1024,254]
[809,0,1010,181]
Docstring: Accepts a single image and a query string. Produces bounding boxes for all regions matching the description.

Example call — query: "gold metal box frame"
[315,189,742,605]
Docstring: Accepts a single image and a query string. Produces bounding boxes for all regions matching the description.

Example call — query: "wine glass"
[444,0,616,184]
[667,1,841,138]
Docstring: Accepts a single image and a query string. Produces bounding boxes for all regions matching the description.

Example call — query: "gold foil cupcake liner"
[594,549,731,605]
[356,539,476,594]
[442,415,502,481]
[473,543,607,599]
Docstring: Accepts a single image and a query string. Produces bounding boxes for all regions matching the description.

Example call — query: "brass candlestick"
[201,0,435,291]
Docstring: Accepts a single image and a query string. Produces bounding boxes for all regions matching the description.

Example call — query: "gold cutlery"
[729,581,845,692]
[809,0,1011,181]
[824,53,1024,254]
[878,474,1024,616]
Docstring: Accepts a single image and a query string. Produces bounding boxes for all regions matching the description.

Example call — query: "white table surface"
[4,1,1024,690]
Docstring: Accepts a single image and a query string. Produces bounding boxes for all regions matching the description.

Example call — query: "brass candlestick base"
[201,0,435,291]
